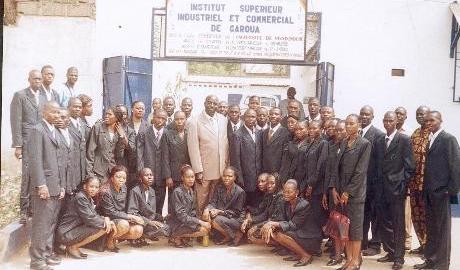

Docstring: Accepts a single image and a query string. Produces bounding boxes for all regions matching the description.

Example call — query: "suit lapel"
[428,130,444,154]
[385,133,400,156]
[42,121,58,146]
[25,89,39,109]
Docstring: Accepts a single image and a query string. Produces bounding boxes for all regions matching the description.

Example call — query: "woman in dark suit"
[86,106,130,183]
[163,111,190,189]
[203,166,246,246]
[331,114,371,270]
[245,173,284,245]
[260,179,322,267]
[98,165,144,252]
[169,165,211,248]
[114,105,136,188]
[279,122,309,184]
[57,176,117,259]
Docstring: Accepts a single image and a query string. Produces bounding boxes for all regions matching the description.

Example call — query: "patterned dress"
[409,127,430,247]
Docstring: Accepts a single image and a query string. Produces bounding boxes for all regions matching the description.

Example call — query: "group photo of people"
[9,65,460,270]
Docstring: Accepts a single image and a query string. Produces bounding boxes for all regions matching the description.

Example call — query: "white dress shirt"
[59,128,72,146]
[244,125,256,142]
[429,128,443,149]
[361,124,372,137]
[30,88,40,105]
[385,129,397,148]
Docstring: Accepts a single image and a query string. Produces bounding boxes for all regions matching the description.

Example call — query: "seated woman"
[168,165,211,248]
[245,173,284,245]
[127,168,170,246]
[203,166,246,246]
[57,176,117,259]
[244,173,269,218]
[98,165,144,252]
[261,179,322,267]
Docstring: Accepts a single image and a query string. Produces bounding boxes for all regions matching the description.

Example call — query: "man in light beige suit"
[187,95,228,216]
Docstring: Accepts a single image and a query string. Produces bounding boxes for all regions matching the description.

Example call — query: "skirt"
[345,202,365,241]
[58,225,100,246]
[285,231,322,254]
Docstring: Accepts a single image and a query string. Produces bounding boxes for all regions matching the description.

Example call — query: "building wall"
[311,0,459,137]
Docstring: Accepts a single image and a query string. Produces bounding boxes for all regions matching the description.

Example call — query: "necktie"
[359,129,363,137]
[233,125,237,132]
[268,128,274,141]
[155,131,161,145]
[385,137,390,149]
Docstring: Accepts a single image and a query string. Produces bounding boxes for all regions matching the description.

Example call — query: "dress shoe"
[30,264,52,270]
[414,261,435,269]
[392,262,404,270]
[377,254,395,263]
[293,256,313,267]
[45,257,61,265]
[47,253,61,262]
[327,256,344,266]
[409,246,424,255]
[283,256,300,261]
[362,248,381,256]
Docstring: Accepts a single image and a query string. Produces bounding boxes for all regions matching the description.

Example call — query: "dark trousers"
[29,195,62,267]
[363,189,381,250]
[379,195,406,264]
[20,148,31,215]
[424,191,451,270]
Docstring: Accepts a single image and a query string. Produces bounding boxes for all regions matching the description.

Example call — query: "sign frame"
[153,1,310,65]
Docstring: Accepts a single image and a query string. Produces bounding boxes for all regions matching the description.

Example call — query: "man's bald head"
[28,69,42,90]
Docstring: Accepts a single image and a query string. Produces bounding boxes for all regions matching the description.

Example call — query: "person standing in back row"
[57,67,79,107]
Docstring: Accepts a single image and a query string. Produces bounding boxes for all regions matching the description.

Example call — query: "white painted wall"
[309,0,460,137]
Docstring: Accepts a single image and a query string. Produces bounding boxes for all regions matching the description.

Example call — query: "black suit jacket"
[262,125,291,173]
[279,197,322,239]
[302,139,328,195]
[57,191,105,237]
[169,185,201,230]
[332,137,372,203]
[424,130,460,196]
[28,120,63,196]
[207,183,246,222]
[10,88,48,148]
[56,129,80,194]
[375,132,415,198]
[363,125,385,189]
[69,119,88,185]
[162,128,190,184]
[137,125,168,186]
[279,140,308,184]
[127,185,161,223]
[229,126,262,192]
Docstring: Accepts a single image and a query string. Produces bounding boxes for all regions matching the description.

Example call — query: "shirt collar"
[244,124,255,134]
[361,124,372,137]
[29,87,40,96]
[269,123,281,132]
[152,125,164,134]
[430,128,443,140]
[385,129,397,141]
[70,117,79,126]
[231,120,241,128]
[43,119,55,133]
[257,123,268,130]
[309,114,320,121]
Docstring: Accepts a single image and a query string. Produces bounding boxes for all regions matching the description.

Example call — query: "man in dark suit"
[28,101,64,270]
[359,105,386,256]
[262,107,291,174]
[414,111,460,270]
[230,109,262,207]
[163,96,176,125]
[10,70,48,223]
[40,65,59,102]
[227,105,242,141]
[137,109,168,213]
[375,112,415,270]
[67,97,87,188]
[281,99,304,127]
[304,97,321,123]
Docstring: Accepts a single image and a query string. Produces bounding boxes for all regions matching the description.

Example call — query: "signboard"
[163,0,307,63]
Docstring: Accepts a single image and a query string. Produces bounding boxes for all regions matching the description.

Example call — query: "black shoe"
[45,257,61,265]
[47,253,61,262]
[414,261,435,269]
[409,246,424,255]
[293,257,313,267]
[377,254,395,263]
[362,248,381,256]
[327,256,344,266]
[283,256,300,261]
[392,262,404,270]
[30,264,52,270]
